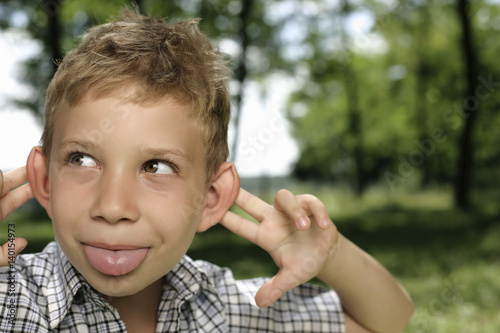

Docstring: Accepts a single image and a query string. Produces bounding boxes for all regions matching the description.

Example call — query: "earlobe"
[197,162,240,232]
[26,146,51,217]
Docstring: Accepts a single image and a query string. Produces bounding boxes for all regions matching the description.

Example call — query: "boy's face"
[47,91,208,297]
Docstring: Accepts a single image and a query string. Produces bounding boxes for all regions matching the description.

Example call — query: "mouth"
[82,243,149,276]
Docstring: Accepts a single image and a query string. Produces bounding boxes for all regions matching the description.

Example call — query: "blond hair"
[42,9,231,179]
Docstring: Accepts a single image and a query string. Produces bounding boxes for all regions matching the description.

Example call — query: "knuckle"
[274,189,292,206]
[306,194,321,204]
[297,193,318,204]
[276,189,291,199]
[292,205,305,216]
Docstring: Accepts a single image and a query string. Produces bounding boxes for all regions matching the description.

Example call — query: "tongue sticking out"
[83,244,149,276]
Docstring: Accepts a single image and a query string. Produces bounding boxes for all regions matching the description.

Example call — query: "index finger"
[1,166,29,197]
[233,188,272,222]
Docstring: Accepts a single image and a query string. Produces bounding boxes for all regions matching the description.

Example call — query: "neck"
[108,279,163,333]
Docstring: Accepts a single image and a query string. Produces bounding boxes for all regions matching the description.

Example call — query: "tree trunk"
[344,67,365,196]
[414,6,431,188]
[454,0,479,210]
[46,0,62,76]
[341,0,365,196]
[230,0,254,162]
[133,0,144,13]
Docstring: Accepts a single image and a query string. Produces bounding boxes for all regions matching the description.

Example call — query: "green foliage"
[286,0,500,197]
[4,0,497,197]
[0,0,285,122]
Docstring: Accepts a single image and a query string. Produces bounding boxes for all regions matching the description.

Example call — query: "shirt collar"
[157,256,227,332]
[45,242,89,329]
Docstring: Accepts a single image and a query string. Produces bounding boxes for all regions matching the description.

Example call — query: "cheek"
[50,188,74,215]
[147,189,205,236]
[49,181,93,232]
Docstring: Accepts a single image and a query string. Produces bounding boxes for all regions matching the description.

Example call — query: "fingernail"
[321,218,331,228]
[298,217,308,228]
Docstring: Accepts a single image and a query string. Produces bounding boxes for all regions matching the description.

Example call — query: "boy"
[0,10,413,332]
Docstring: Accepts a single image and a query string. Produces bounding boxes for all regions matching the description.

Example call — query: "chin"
[84,270,148,297]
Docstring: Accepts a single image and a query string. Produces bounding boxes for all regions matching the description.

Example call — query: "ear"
[197,162,240,232]
[26,146,52,218]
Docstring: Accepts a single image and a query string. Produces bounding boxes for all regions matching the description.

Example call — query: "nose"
[90,170,140,224]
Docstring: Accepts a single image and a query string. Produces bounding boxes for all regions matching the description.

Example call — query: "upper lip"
[82,242,148,251]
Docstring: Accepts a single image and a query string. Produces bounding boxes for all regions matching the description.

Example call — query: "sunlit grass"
[404,262,500,333]
[255,180,455,219]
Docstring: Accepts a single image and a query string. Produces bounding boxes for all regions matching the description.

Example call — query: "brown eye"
[70,154,84,166]
[143,160,174,174]
[68,153,96,167]
[144,161,159,173]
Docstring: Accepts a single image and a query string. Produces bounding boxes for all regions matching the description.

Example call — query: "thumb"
[0,238,27,267]
[255,269,302,308]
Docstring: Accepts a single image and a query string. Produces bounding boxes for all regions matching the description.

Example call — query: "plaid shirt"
[0,242,344,332]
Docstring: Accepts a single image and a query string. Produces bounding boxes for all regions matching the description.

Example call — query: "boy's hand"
[221,188,338,308]
[0,167,32,266]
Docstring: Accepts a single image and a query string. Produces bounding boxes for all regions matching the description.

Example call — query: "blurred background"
[1,0,499,331]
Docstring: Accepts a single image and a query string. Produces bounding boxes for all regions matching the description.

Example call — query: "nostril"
[89,178,141,223]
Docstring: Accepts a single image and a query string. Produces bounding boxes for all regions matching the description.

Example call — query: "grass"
[1,182,499,332]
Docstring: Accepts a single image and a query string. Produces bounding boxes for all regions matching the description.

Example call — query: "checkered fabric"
[0,242,344,332]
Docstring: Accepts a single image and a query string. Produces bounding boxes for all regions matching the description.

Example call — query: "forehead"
[52,92,204,158]
[57,86,197,128]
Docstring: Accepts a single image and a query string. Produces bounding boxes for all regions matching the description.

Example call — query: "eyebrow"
[140,146,193,163]
[59,139,99,152]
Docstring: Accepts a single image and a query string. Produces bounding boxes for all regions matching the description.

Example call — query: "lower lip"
[82,244,149,276]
